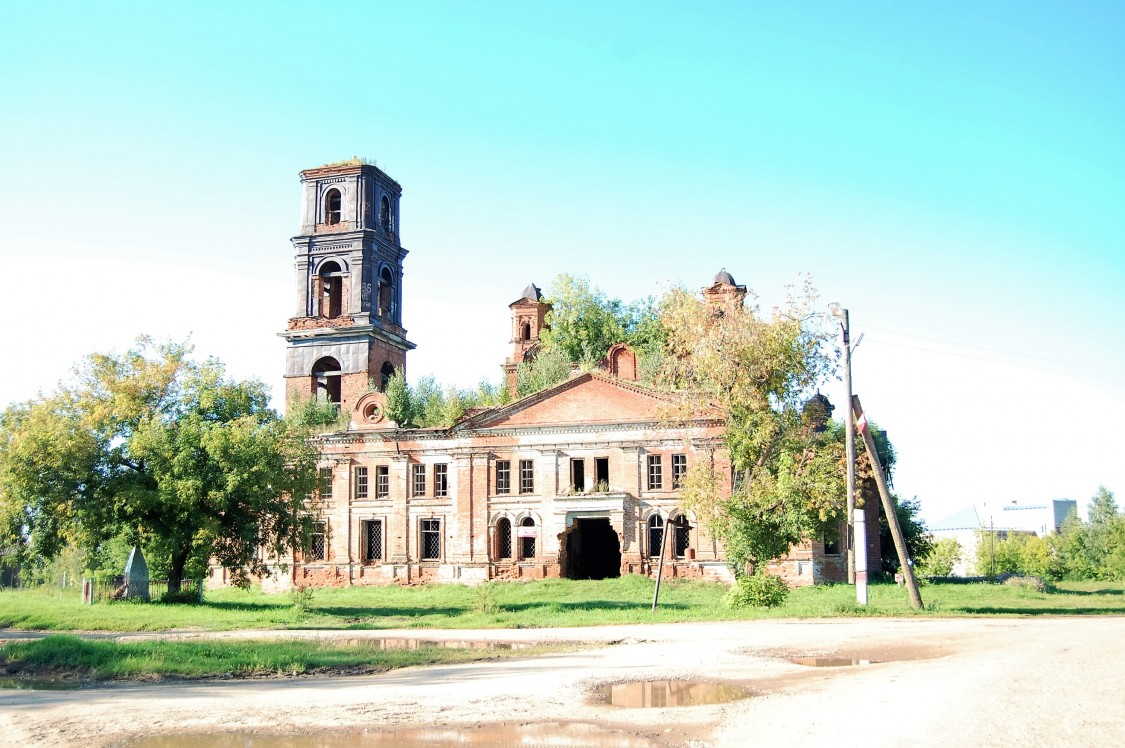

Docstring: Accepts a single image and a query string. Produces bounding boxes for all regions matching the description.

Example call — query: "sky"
[2,1,1123,525]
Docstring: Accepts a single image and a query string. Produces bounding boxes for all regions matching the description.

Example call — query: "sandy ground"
[2,616,1124,747]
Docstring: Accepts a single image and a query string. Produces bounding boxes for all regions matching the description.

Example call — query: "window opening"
[380,195,391,231]
[380,361,395,392]
[362,519,383,562]
[413,464,426,497]
[672,454,687,489]
[312,357,342,406]
[824,532,841,555]
[519,459,534,494]
[673,516,691,557]
[376,465,389,498]
[647,455,663,490]
[434,464,448,497]
[519,517,536,560]
[421,518,441,560]
[496,518,512,560]
[318,467,334,499]
[521,321,532,341]
[318,261,343,318]
[595,457,609,488]
[570,458,585,492]
[378,267,394,320]
[355,466,368,499]
[324,188,342,225]
[309,520,327,560]
[495,460,511,494]
[647,515,664,557]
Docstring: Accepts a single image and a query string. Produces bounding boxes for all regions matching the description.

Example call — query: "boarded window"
[362,520,383,562]
[421,519,441,560]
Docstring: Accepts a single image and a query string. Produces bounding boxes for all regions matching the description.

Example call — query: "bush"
[473,583,500,615]
[289,585,315,616]
[723,573,789,608]
[159,589,200,604]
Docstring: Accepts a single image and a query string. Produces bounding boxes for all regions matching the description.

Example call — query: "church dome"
[714,268,736,286]
[521,283,543,301]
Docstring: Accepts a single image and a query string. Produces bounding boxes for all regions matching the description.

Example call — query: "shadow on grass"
[309,605,471,619]
[1053,588,1124,597]
[499,600,686,612]
[955,606,1125,615]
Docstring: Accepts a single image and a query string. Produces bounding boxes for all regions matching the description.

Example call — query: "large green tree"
[661,279,846,576]
[0,338,321,590]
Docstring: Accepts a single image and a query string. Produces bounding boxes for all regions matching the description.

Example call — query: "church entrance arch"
[562,518,621,580]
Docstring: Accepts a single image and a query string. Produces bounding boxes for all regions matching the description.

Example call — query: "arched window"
[521,322,532,341]
[324,189,342,225]
[380,196,391,231]
[319,261,343,318]
[312,357,342,406]
[672,515,691,558]
[380,361,395,391]
[519,517,536,560]
[647,515,664,558]
[496,518,512,560]
[378,267,394,320]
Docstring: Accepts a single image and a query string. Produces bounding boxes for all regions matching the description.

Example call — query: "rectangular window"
[354,466,368,499]
[570,458,585,492]
[421,518,441,560]
[519,459,534,494]
[647,455,663,490]
[319,467,334,499]
[375,466,389,498]
[495,460,511,494]
[412,463,426,497]
[309,521,327,560]
[595,457,609,488]
[434,464,448,497]
[672,454,687,489]
[362,519,383,562]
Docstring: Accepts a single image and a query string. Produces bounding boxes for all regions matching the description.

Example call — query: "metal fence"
[80,577,204,604]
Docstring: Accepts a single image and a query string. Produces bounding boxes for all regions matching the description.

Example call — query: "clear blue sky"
[2,1,1123,523]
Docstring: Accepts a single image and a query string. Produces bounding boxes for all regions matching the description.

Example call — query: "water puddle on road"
[594,680,755,708]
[0,676,85,691]
[790,657,882,667]
[121,722,662,747]
[332,638,538,651]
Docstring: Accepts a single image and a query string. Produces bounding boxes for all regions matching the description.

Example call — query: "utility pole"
[829,303,858,586]
[852,395,924,609]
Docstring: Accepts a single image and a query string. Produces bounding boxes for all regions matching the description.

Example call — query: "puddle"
[0,676,85,691]
[121,722,661,747]
[595,679,755,707]
[790,657,881,667]
[359,638,535,651]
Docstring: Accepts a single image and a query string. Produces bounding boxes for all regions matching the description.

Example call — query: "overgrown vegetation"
[723,573,789,608]
[384,369,510,428]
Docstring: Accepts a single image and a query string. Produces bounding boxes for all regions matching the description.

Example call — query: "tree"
[916,537,962,577]
[663,278,845,577]
[0,338,322,590]
[384,368,509,428]
[877,495,933,574]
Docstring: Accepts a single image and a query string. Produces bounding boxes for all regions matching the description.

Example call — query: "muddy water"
[790,657,881,667]
[595,680,755,708]
[0,676,84,691]
[120,722,662,747]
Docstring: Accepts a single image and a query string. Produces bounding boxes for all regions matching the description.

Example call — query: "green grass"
[0,634,549,681]
[1,576,1122,634]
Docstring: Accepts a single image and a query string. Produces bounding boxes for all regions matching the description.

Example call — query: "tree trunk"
[168,548,190,593]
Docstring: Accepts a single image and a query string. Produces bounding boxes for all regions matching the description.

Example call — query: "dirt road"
[2,616,1122,747]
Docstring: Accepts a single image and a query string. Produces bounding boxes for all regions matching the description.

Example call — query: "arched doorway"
[562,518,621,580]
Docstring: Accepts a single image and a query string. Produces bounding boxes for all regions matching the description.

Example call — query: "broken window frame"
[671,454,687,489]
[324,188,342,225]
[434,463,449,497]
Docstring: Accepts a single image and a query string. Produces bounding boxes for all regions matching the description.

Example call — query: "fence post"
[81,578,93,605]
[197,579,204,604]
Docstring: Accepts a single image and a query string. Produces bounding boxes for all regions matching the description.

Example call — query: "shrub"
[289,585,315,616]
[723,573,789,608]
[917,537,962,577]
[473,583,500,615]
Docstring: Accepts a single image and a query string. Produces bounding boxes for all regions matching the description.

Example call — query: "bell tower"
[503,282,550,397]
[282,160,415,417]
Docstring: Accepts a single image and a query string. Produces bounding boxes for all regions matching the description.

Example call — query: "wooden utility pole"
[851,396,924,610]
[651,515,675,612]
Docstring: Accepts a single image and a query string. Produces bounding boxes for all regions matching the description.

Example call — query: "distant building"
[929,499,1077,576]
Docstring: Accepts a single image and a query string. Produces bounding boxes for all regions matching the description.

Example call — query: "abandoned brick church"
[246,160,870,591]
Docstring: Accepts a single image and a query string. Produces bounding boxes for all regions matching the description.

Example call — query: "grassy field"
[1,576,1123,633]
